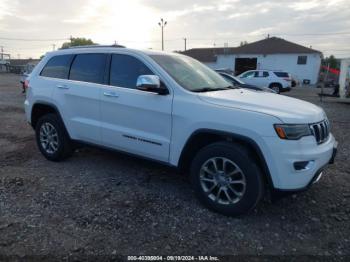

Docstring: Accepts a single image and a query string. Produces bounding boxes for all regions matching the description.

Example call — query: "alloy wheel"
[199,157,246,205]
[39,122,59,154]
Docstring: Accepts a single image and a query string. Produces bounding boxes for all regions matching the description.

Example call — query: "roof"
[181,37,322,62]
[46,47,176,57]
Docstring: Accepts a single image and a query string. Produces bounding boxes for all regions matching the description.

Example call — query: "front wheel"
[190,142,264,216]
[270,84,281,94]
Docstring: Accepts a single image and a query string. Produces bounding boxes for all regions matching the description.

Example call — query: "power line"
[1,32,349,44]
[273,31,350,36]
[322,49,350,52]
[0,37,69,41]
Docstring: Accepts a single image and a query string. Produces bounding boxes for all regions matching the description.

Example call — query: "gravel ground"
[0,73,349,260]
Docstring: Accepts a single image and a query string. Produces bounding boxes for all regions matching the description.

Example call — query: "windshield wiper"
[192,87,230,93]
[224,85,239,89]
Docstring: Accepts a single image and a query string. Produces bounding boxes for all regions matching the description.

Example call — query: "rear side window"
[274,72,289,77]
[69,54,107,84]
[40,55,73,79]
[110,54,153,89]
[254,71,269,77]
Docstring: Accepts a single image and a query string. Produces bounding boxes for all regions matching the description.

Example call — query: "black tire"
[190,142,264,216]
[269,84,281,94]
[35,113,73,161]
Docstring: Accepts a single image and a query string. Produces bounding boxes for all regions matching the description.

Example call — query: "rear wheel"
[190,142,264,216]
[35,113,73,161]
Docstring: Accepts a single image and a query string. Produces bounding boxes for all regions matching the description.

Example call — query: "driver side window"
[110,54,153,89]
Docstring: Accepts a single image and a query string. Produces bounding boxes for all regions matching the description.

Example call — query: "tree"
[323,55,339,69]
[240,41,248,46]
[61,37,95,49]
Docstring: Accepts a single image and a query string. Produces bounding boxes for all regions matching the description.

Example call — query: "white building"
[182,37,322,85]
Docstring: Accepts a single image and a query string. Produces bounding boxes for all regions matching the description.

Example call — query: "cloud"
[0,0,349,58]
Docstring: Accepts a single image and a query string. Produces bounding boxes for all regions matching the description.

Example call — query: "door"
[259,71,270,87]
[100,54,172,162]
[239,71,256,85]
[234,58,257,75]
[52,53,108,144]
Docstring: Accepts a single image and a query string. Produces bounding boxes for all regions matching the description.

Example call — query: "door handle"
[56,84,69,89]
[103,92,119,98]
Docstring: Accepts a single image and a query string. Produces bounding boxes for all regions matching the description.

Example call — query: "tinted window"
[40,55,73,79]
[263,71,269,77]
[274,72,289,77]
[69,54,107,84]
[297,56,307,65]
[110,54,153,89]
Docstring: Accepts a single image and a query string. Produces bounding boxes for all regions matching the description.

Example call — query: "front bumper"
[270,143,337,199]
[305,143,337,188]
[262,134,337,190]
[280,87,291,92]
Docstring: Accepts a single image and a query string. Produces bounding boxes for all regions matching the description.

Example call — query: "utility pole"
[158,18,167,51]
[183,38,187,51]
[0,46,3,60]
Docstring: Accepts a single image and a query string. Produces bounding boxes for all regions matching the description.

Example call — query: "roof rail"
[68,44,126,49]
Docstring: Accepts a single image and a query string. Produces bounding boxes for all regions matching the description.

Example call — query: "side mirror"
[136,75,168,95]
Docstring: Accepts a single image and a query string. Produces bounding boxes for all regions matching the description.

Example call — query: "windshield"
[150,54,231,92]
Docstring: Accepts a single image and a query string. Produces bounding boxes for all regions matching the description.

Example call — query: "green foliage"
[60,37,96,49]
[322,55,339,69]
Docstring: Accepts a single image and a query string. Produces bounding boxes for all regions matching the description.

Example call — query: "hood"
[198,89,325,124]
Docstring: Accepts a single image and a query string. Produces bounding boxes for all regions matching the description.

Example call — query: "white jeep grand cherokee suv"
[24,46,337,216]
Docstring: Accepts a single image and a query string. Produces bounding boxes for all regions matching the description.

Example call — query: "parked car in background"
[238,70,292,93]
[20,72,31,93]
[215,68,235,75]
[216,71,276,93]
[20,65,35,93]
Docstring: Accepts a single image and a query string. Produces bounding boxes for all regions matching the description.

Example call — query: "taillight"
[283,78,291,82]
[24,79,29,89]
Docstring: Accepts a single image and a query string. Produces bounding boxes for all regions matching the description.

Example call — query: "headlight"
[274,124,311,140]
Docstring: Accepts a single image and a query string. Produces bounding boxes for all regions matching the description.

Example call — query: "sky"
[0,0,349,59]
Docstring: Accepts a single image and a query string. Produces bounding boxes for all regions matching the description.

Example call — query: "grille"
[310,120,330,144]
